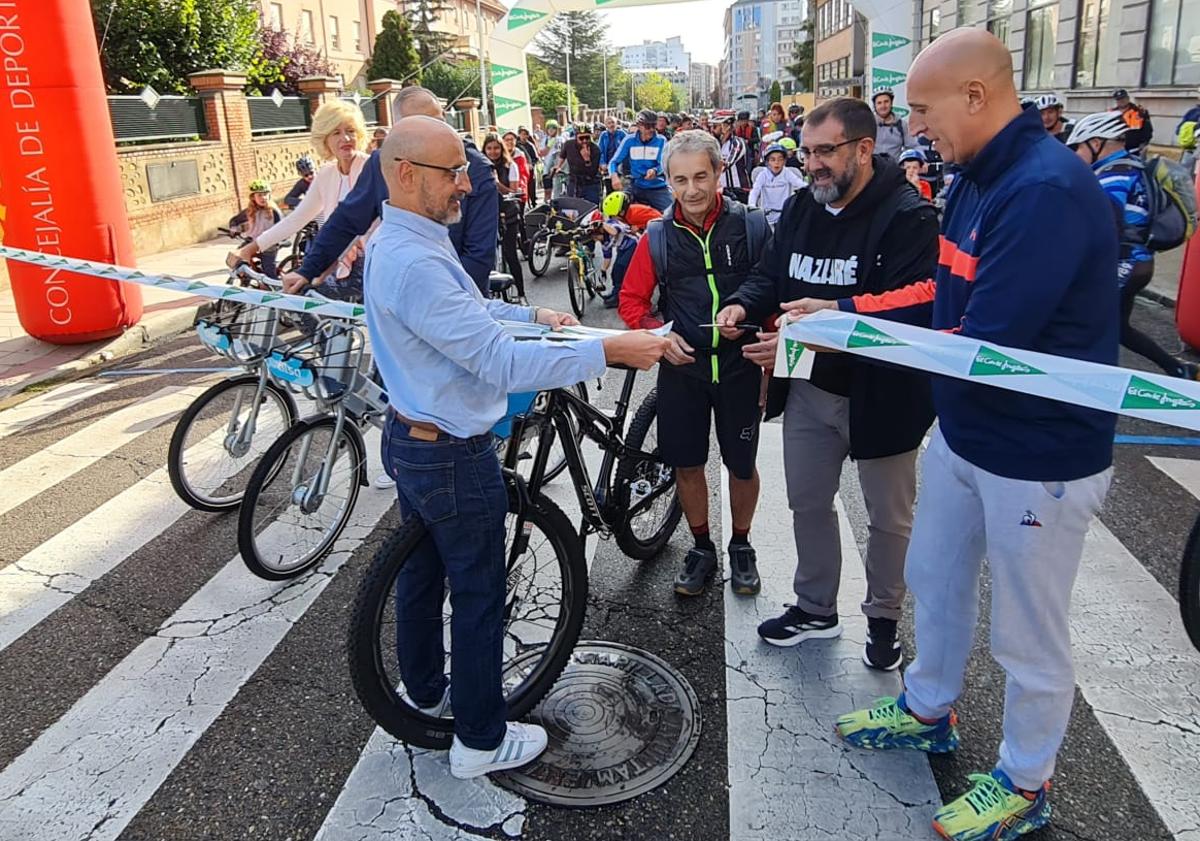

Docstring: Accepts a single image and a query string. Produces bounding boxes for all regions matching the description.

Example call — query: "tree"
[530,80,577,114]
[421,60,480,103]
[633,73,674,112]
[785,17,815,92]
[769,80,782,105]
[246,24,338,95]
[527,55,554,91]
[533,11,615,110]
[369,10,421,83]
[92,0,260,93]
[404,0,457,66]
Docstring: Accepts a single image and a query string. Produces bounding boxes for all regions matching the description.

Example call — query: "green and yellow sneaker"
[834,693,960,752]
[933,769,1052,841]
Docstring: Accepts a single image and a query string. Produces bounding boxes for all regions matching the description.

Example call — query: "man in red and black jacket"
[619,129,770,600]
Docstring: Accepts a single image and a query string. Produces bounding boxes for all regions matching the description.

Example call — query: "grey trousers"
[782,380,918,621]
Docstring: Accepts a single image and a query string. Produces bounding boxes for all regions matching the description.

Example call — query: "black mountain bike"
[348,366,681,748]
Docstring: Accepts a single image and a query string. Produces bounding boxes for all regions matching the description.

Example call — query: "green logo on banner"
[847,320,906,348]
[187,282,207,290]
[494,95,526,117]
[1121,375,1200,410]
[872,68,907,90]
[595,0,622,6]
[872,32,912,58]
[785,338,806,374]
[303,300,324,310]
[507,7,546,29]
[893,106,910,118]
[969,346,1044,376]
[221,288,242,298]
[351,306,366,318]
[490,62,522,84]
[261,293,282,304]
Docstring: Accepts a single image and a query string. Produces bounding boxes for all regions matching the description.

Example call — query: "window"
[1074,0,1120,87]
[300,9,315,44]
[1145,0,1200,85]
[927,7,942,44]
[1024,3,1058,89]
[329,16,340,50]
[957,0,977,26]
[985,0,1012,46]
[269,2,283,29]
[354,20,363,52]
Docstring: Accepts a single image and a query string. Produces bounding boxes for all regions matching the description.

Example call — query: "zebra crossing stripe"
[0,380,118,440]
[0,385,203,518]
[0,433,390,841]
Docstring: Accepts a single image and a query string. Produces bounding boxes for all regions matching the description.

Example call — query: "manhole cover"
[495,641,701,807]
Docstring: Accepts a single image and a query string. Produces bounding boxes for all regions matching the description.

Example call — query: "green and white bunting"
[871,32,911,58]
[778,310,1200,433]
[493,95,527,117]
[871,67,907,91]
[506,7,546,30]
[490,62,523,84]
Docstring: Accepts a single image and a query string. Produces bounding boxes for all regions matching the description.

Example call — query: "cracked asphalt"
[1,264,1197,841]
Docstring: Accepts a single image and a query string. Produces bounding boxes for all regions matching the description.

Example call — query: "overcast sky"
[598,0,730,66]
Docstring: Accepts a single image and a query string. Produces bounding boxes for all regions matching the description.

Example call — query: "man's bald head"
[905,27,1021,165]
[382,116,471,225]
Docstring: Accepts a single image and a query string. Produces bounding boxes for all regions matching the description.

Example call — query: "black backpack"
[645,203,769,305]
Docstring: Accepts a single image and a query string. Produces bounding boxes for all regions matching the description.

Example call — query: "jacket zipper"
[674,221,721,383]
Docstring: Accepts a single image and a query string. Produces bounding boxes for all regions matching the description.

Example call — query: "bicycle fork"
[224,368,272,458]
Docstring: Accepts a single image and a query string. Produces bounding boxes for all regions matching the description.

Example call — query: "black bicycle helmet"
[295,156,315,177]
[637,109,658,126]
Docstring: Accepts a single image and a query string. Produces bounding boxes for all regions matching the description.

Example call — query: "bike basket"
[196,302,279,364]
[309,322,365,403]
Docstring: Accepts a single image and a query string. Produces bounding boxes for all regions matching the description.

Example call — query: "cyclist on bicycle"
[608,110,673,212]
[282,156,315,211]
[227,180,283,277]
[366,118,670,780]
[559,124,604,206]
[618,130,768,598]
[597,190,661,308]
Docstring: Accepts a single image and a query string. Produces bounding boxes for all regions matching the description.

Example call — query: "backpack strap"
[647,218,669,293]
[744,205,768,259]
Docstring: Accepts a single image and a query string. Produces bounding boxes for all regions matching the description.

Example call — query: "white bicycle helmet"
[1065,112,1129,146]
[1034,93,1064,110]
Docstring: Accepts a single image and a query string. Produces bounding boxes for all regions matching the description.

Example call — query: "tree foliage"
[245,23,337,95]
[404,0,458,66]
[532,11,626,110]
[92,0,261,93]
[530,80,577,114]
[769,80,782,105]
[369,10,422,83]
[785,18,815,92]
[633,73,674,112]
[421,60,481,104]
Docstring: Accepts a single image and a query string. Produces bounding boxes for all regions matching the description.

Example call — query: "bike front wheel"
[348,486,587,749]
[527,232,552,277]
[614,388,682,560]
[1180,514,1200,652]
[567,257,587,319]
[237,417,365,580]
[168,375,298,512]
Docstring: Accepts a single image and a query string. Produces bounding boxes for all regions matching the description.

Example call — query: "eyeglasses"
[798,137,868,161]
[395,158,470,178]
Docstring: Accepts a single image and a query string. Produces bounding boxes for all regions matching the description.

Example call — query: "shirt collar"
[1093,149,1129,170]
[961,106,1046,188]
[670,192,723,234]
[380,202,452,243]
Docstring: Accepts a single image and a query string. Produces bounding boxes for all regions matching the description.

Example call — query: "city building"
[721,0,811,107]
[689,61,718,110]
[910,0,1197,144]
[619,37,692,75]
[813,0,866,101]
[260,0,505,91]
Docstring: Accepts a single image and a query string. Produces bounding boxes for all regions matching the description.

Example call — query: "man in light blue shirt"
[365,117,670,780]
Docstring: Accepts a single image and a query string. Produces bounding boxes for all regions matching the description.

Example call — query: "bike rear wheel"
[168,375,297,512]
[1180,514,1200,652]
[527,231,552,277]
[614,388,682,560]
[237,417,365,580]
[348,486,587,749]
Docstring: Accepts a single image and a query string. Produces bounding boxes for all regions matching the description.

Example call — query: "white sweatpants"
[902,428,1111,791]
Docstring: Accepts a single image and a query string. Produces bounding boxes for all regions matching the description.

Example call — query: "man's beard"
[425,195,464,225]
[809,157,857,205]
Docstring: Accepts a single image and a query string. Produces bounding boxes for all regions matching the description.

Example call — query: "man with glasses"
[717,97,939,669]
[279,86,498,296]
[559,123,604,205]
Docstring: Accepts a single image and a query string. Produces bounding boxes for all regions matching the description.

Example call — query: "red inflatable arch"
[0,0,141,344]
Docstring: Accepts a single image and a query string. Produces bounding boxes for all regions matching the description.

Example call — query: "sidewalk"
[0,238,233,401]
[1143,247,1185,307]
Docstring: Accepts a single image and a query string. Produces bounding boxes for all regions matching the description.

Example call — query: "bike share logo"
[266,353,315,388]
[1121,375,1200,410]
[490,63,523,85]
[507,7,547,29]
[494,96,526,117]
[969,346,1044,376]
[846,320,907,349]
[872,33,911,58]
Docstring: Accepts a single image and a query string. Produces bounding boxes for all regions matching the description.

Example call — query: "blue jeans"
[632,185,673,212]
[382,415,508,750]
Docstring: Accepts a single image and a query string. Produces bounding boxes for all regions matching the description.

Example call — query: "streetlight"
[565,18,573,121]
[475,0,487,126]
[602,47,609,112]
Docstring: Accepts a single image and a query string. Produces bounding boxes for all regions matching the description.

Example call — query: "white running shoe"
[449,722,548,779]
[373,473,396,489]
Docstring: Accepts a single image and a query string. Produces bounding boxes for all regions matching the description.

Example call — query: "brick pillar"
[368,78,404,127]
[530,106,544,131]
[455,97,481,143]
[188,69,253,201]
[556,105,569,126]
[298,75,344,117]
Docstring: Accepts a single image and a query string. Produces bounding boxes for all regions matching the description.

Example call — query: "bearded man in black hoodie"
[717,97,939,671]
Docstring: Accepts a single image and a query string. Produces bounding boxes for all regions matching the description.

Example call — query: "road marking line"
[723,423,940,841]
[0,385,204,518]
[0,431,389,841]
[0,380,119,440]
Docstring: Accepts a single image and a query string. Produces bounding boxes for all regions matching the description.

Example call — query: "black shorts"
[655,366,762,480]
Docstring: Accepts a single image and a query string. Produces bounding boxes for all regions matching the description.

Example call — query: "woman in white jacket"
[228,100,369,280]
[748,143,807,226]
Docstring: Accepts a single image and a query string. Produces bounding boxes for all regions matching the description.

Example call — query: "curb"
[0,302,204,402]
[1138,287,1177,309]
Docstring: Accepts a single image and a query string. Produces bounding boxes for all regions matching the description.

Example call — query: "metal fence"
[340,94,378,127]
[108,96,207,144]
[247,95,312,135]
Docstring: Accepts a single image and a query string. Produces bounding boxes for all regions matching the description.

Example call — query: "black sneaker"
[863,616,903,671]
[757,605,841,646]
[674,547,717,596]
[728,544,760,595]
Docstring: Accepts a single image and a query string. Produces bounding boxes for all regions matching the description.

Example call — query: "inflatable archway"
[0,0,141,344]
[487,0,914,133]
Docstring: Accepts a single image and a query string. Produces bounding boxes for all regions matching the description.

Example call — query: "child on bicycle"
[748,144,807,227]
[898,148,934,201]
[228,180,283,277]
[597,191,660,308]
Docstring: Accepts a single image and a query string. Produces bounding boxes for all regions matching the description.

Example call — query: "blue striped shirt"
[1093,149,1152,282]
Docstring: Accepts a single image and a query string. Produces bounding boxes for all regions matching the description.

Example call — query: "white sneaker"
[373,473,396,489]
[405,683,452,717]
[449,722,548,779]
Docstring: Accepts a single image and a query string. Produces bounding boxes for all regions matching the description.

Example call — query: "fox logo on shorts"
[1020,510,1043,527]
[739,426,755,441]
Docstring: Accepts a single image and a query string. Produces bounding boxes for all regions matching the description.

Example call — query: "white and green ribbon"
[778,310,1200,432]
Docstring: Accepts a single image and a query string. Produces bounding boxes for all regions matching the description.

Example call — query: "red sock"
[690,523,715,552]
[730,526,750,547]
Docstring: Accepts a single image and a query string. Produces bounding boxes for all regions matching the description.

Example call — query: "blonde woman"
[228,100,369,284]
